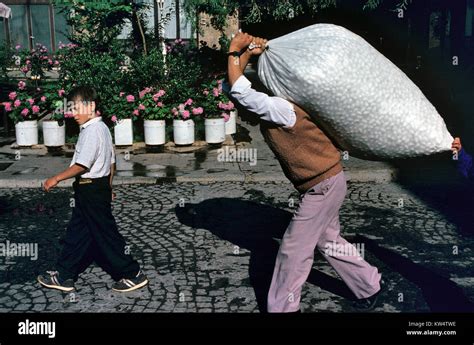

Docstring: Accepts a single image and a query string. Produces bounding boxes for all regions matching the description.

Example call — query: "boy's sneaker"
[37,271,75,292]
[112,270,148,292]
[352,279,386,311]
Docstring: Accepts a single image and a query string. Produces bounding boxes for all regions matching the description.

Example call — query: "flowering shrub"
[38,84,70,122]
[106,91,142,123]
[137,87,173,121]
[2,81,41,123]
[16,43,55,80]
[171,98,203,121]
[200,79,234,120]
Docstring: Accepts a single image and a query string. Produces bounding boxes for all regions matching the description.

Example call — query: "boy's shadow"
[175,198,474,313]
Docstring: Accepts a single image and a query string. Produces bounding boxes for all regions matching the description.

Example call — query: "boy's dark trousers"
[56,176,140,282]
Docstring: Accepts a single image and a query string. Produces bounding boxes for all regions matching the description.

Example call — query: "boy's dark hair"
[67,86,99,106]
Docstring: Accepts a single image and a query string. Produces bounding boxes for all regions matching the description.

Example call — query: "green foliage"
[125,47,166,93]
[183,0,413,28]
[55,0,137,52]
[55,41,126,116]
[0,44,13,82]
[163,40,203,102]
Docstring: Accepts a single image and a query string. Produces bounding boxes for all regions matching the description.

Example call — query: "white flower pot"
[225,109,237,135]
[15,120,38,146]
[114,118,133,146]
[173,119,195,145]
[205,118,226,144]
[144,120,166,145]
[42,120,65,147]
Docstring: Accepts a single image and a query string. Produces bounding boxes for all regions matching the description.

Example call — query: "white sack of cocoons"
[257,23,454,160]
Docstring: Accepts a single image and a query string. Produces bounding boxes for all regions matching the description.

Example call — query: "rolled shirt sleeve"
[230,75,296,129]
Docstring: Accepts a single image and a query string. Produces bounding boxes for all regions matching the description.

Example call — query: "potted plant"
[172,99,199,146]
[140,87,170,146]
[200,80,235,144]
[2,81,40,146]
[108,91,140,146]
[39,85,68,147]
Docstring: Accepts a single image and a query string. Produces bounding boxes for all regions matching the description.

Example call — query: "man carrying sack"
[227,32,383,313]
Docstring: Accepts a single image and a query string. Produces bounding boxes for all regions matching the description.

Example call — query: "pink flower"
[3,102,12,112]
[54,60,59,66]
[152,90,165,102]
[203,89,209,96]
[218,101,225,110]
[182,110,190,119]
[227,101,235,110]
[48,59,53,65]
[184,98,193,106]
[32,105,40,114]
[139,87,152,99]
[133,109,140,116]
[138,104,146,111]
[126,95,135,103]
[222,113,230,122]
[172,108,179,116]
[8,92,17,100]
[58,89,65,97]
[18,81,26,90]
[27,98,34,105]
[213,88,220,97]
[25,60,31,65]
[14,100,21,108]
[21,108,29,117]
[192,107,203,115]
[111,115,118,122]
[156,102,163,107]
[40,96,46,102]
[119,92,125,97]
[178,104,185,112]
[15,44,21,50]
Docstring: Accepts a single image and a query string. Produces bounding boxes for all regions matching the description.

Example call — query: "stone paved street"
[0,181,473,313]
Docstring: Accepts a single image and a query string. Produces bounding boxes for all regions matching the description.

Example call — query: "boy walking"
[227,33,382,312]
[38,86,148,293]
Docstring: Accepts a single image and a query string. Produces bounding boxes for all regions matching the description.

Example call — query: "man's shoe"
[112,270,149,292]
[37,271,75,292]
[352,279,385,311]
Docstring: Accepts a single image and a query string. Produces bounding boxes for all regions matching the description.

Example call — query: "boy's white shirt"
[229,75,296,129]
[70,116,116,178]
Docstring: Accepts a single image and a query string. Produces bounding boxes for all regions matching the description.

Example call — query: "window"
[2,3,70,51]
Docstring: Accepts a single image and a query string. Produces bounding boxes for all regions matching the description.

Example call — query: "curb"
[0,168,400,188]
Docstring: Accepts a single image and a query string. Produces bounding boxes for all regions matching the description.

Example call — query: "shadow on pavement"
[393,153,474,237]
[354,234,474,312]
[175,198,357,312]
[176,197,474,313]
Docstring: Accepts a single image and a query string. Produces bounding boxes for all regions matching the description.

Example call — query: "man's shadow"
[175,198,474,313]
[175,198,356,312]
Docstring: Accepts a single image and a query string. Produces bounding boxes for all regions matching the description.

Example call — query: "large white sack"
[257,23,453,160]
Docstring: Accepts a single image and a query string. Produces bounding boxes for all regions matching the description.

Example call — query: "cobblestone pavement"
[0,181,473,313]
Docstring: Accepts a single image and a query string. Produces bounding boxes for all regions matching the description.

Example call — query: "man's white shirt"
[229,75,296,129]
[70,117,115,178]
